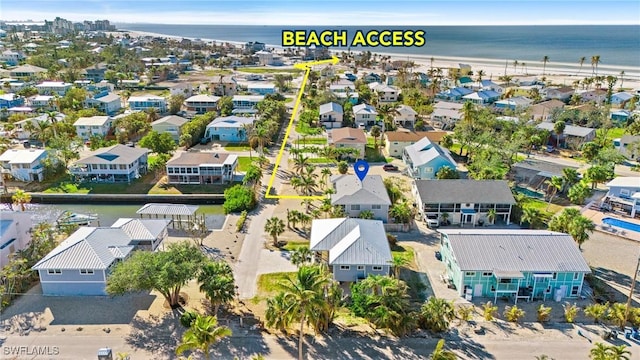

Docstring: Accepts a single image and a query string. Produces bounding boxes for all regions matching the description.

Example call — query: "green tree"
[264,217,285,247]
[542,56,550,76]
[168,94,185,115]
[139,131,177,155]
[429,339,457,360]
[548,208,595,249]
[553,120,565,148]
[482,301,498,321]
[504,305,525,323]
[242,164,263,189]
[568,182,592,205]
[107,242,205,307]
[607,303,629,329]
[337,161,349,174]
[389,202,413,227]
[223,185,256,214]
[545,176,564,210]
[370,125,382,151]
[290,247,313,267]
[581,142,601,163]
[563,302,579,323]
[218,96,233,116]
[420,297,456,333]
[176,314,232,360]
[435,166,459,179]
[589,342,631,360]
[389,254,409,279]
[359,209,375,219]
[11,190,31,211]
[584,165,612,189]
[197,261,236,316]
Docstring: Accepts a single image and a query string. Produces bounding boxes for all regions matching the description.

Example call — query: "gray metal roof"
[536,122,596,138]
[404,137,457,168]
[136,203,199,216]
[414,179,516,205]
[32,227,134,270]
[330,174,391,206]
[152,115,189,126]
[319,102,343,115]
[75,144,148,165]
[310,218,392,266]
[111,218,171,240]
[513,158,578,176]
[439,229,590,273]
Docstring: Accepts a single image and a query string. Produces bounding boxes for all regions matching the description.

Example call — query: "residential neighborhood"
[0,12,639,360]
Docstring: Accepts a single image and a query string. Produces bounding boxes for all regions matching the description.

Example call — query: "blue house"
[611,92,634,106]
[247,83,276,95]
[0,94,24,109]
[494,96,533,111]
[458,76,473,87]
[463,90,501,105]
[610,110,631,124]
[205,116,256,142]
[437,87,473,101]
[402,137,457,179]
[438,229,591,304]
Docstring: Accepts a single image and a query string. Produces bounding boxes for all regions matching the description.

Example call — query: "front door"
[474,283,483,297]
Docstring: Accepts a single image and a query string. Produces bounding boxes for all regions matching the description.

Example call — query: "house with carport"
[601,177,640,218]
[319,102,343,129]
[310,218,392,282]
[438,229,590,303]
[205,115,255,142]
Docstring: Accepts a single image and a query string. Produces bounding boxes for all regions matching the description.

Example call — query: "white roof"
[404,137,456,168]
[185,94,221,103]
[606,177,640,189]
[0,149,46,164]
[129,95,165,101]
[36,81,71,87]
[32,95,53,102]
[207,116,255,128]
[74,116,111,126]
[353,103,377,115]
[396,104,417,115]
[233,95,264,101]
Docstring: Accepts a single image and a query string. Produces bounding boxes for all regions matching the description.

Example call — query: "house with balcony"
[330,174,391,222]
[208,75,237,96]
[36,81,72,96]
[536,122,596,149]
[247,83,276,95]
[394,105,417,128]
[184,94,220,114]
[80,63,107,82]
[84,92,121,115]
[69,144,148,183]
[601,177,640,218]
[128,94,167,113]
[29,95,56,110]
[403,137,457,180]
[12,112,65,140]
[0,148,48,182]
[362,73,381,84]
[232,95,263,113]
[384,131,447,158]
[151,115,189,142]
[543,86,574,101]
[494,96,533,112]
[310,218,392,283]
[369,82,400,103]
[327,127,367,159]
[32,219,170,296]
[412,179,516,226]
[166,152,238,185]
[74,115,113,140]
[1,211,32,268]
[0,93,24,109]
[205,115,255,142]
[319,102,343,129]
[166,82,193,97]
[438,229,590,303]
[352,103,378,129]
[0,50,25,66]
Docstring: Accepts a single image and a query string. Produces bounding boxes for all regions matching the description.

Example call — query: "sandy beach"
[117,29,640,90]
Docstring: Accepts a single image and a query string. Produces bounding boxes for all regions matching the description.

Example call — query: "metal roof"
[310,218,392,266]
[136,203,199,216]
[111,218,171,240]
[414,179,516,205]
[330,174,391,206]
[74,144,148,166]
[152,115,189,127]
[319,102,343,115]
[439,229,591,273]
[404,137,457,168]
[536,122,596,138]
[0,149,46,164]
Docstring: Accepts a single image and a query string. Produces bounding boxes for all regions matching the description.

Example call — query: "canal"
[19,203,226,230]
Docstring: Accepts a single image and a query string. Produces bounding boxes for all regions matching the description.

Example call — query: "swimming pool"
[602,217,640,233]
[514,186,545,199]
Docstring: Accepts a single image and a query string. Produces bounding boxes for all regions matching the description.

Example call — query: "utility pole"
[625,250,640,325]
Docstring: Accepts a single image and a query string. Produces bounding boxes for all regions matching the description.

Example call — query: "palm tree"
[266,265,331,360]
[389,254,409,278]
[370,125,382,151]
[561,168,580,192]
[513,60,519,73]
[420,297,456,333]
[545,175,564,210]
[146,107,159,122]
[292,154,310,175]
[12,190,31,211]
[175,314,232,360]
[440,212,450,226]
[578,57,586,75]
[568,215,595,249]
[591,55,601,77]
[606,345,631,360]
[486,209,497,225]
[264,217,285,247]
[197,261,236,316]
[619,70,625,88]
[321,168,332,187]
[542,56,550,76]
[290,247,313,267]
[553,120,565,149]
[520,207,540,228]
[429,339,457,360]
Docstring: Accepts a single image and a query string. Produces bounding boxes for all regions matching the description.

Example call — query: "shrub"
[584,303,609,324]
[504,305,525,323]
[563,302,579,323]
[482,301,498,321]
[419,297,455,333]
[180,310,198,328]
[537,304,552,323]
[223,185,257,214]
[457,305,475,322]
[236,210,248,232]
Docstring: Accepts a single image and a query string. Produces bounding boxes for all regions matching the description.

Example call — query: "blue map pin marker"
[354,160,369,182]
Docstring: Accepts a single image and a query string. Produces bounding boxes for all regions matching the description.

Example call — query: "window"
[573,273,580,280]
[499,278,511,284]
[99,164,107,170]
[424,167,433,173]
[620,189,630,196]
[571,285,580,296]
[482,272,493,277]
[372,266,383,271]
[465,272,476,277]
[350,205,360,211]
[552,272,557,280]
[79,269,94,275]
[47,269,62,275]
[340,265,350,270]
[357,265,365,270]
[372,204,381,210]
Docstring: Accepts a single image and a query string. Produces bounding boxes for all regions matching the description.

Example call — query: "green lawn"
[282,241,309,251]
[446,143,467,157]
[257,272,297,295]
[391,245,416,268]
[293,137,327,145]
[237,156,253,172]
[148,182,236,194]
[606,127,626,142]
[295,121,323,136]
[201,69,233,76]
[42,174,156,194]
[239,68,304,75]
[334,308,369,327]
[365,146,386,163]
[224,143,252,151]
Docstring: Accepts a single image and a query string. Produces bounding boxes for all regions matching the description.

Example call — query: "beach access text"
[282,30,425,47]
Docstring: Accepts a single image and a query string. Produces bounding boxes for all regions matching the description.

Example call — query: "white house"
[369,82,400,103]
[0,211,32,268]
[0,149,48,182]
[319,102,343,129]
[84,93,122,115]
[166,152,238,185]
[394,104,417,128]
[74,116,113,140]
[184,94,220,114]
[352,103,378,128]
[35,81,73,96]
[29,95,56,110]
[330,174,391,222]
[69,144,149,183]
[128,95,167,112]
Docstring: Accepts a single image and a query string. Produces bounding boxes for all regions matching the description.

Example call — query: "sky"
[1,0,639,26]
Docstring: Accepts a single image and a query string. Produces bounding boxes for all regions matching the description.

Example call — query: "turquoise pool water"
[514,186,545,199]
[602,217,640,233]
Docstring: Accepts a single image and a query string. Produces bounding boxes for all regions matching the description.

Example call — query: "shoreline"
[118,29,640,86]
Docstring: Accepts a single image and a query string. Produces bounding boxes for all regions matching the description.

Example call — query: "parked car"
[383,164,399,171]
[425,216,439,229]
[200,137,211,145]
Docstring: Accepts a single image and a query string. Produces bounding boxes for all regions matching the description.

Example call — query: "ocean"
[116,24,640,68]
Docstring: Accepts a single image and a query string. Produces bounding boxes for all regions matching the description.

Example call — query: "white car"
[425,217,439,229]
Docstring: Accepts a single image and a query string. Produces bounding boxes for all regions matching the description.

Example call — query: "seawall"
[1,193,225,205]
